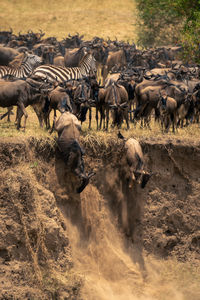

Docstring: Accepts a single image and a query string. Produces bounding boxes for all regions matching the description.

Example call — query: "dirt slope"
[0,136,199,299]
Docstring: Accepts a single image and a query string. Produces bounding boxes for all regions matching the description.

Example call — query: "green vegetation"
[135,0,200,62]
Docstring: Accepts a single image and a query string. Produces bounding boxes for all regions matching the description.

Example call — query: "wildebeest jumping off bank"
[53,111,95,193]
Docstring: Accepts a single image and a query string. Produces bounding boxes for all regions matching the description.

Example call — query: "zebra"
[0,53,42,79]
[31,53,97,83]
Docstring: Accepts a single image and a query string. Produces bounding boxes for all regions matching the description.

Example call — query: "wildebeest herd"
[0,29,199,192]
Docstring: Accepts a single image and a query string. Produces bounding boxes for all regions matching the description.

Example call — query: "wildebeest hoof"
[76,172,96,193]
[76,177,89,193]
[141,172,153,188]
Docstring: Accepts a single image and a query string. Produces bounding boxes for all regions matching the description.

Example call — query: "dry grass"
[0,0,137,42]
[0,106,200,145]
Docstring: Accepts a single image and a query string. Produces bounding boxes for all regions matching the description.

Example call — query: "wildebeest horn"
[120,102,128,108]
[109,104,117,109]
[88,99,96,107]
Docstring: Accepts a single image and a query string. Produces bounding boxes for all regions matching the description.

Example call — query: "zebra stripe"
[0,53,42,79]
[32,53,96,83]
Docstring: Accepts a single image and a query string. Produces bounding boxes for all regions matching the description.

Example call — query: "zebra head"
[79,53,97,77]
[23,53,42,68]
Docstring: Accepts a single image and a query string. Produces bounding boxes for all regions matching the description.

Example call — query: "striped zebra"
[0,53,42,79]
[31,53,96,83]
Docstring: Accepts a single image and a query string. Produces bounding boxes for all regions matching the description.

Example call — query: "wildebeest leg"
[145,115,151,130]
[32,104,44,128]
[45,107,52,129]
[15,107,23,128]
[165,115,170,133]
[99,106,104,130]
[105,107,109,131]
[101,107,106,130]
[144,106,153,130]
[0,106,13,121]
[88,107,92,130]
[48,108,56,132]
[124,110,130,130]
[96,107,99,130]
[17,101,28,130]
[140,118,144,129]
[129,101,133,122]
[7,106,14,122]
[171,113,176,133]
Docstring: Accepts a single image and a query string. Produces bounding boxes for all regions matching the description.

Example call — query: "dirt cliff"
[0,136,199,299]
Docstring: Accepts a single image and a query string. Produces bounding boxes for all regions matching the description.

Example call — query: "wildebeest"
[53,55,65,67]
[73,80,94,129]
[0,79,46,130]
[102,48,129,82]
[44,85,73,129]
[64,46,88,67]
[53,111,95,193]
[134,85,166,129]
[158,94,178,133]
[102,81,129,130]
[41,45,56,65]
[0,46,19,66]
[118,132,152,188]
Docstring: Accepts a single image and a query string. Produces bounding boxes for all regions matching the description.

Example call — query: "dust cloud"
[58,184,185,300]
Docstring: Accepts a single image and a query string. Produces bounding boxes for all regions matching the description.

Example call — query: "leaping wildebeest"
[53,111,95,193]
[118,132,152,189]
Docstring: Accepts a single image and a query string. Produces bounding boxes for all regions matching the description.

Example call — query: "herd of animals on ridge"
[0,29,200,192]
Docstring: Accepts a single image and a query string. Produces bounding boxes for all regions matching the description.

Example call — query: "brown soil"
[0,136,199,299]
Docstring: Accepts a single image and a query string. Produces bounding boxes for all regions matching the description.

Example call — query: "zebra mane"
[79,53,93,66]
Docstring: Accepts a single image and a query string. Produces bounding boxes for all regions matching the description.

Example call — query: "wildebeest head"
[108,83,128,127]
[42,46,56,64]
[58,95,73,113]
[74,82,91,122]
